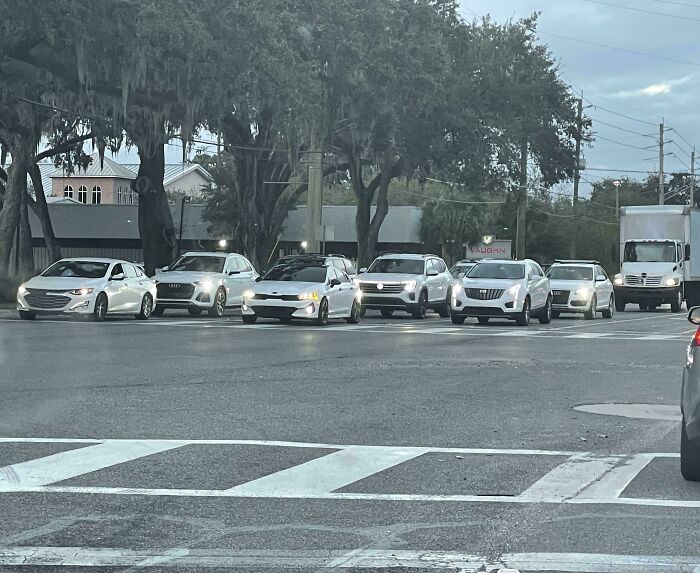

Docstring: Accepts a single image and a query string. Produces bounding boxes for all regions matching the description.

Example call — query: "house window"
[77,185,88,204]
[92,186,102,204]
[63,185,73,199]
[117,187,123,204]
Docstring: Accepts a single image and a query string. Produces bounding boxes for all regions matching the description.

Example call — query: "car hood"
[549,279,592,290]
[23,276,105,291]
[155,271,222,283]
[461,278,523,290]
[621,262,677,274]
[357,273,420,283]
[254,281,324,295]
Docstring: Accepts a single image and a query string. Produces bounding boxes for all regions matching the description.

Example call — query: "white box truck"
[615,205,700,312]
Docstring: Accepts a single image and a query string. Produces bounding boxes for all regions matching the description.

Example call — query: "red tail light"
[693,328,700,346]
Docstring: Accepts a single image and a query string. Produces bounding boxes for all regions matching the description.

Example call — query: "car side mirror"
[596,275,607,282]
[330,278,341,287]
[686,244,691,261]
[359,268,367,274]
[426,270,438,277]
[254,276,262,282]
[110,273,125,281]
[689,306,700,325]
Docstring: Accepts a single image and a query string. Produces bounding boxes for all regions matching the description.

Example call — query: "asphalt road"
[0,305,698,572]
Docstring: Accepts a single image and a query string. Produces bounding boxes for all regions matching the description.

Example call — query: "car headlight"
[353,279,361,286]
[242,289,255,301]
[451,282,461,296]
[665,277,680,287]
[18,285,28,296]
[614,274,623,286]
[298,291,319,301]
[403,280,417,292]
[508,284,521,297]
[574,287,592,297]
[195,280,214,291]
[67,288,94,296]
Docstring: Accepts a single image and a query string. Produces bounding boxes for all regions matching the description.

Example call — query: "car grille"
[24,289,71,309]
[465,288,504,300]
[254,293,299,301]
[156,283,195,299]
[360,282,405,294]
[625,274,662,287]
[249,305,297,318]
[460,306,506,316]
[552,290,570,305]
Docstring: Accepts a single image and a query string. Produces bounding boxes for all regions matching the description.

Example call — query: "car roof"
[182,251,239,257]
[59,257,128,264]
[453,260,477,265]
[551,260,599,267]
[473,259,525,265]
[376,253,437,260]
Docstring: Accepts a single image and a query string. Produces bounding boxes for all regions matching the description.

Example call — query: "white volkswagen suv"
[450,259,552,326]
[546,260,614,320]
[355,254,452,319]
[154,251,258,317]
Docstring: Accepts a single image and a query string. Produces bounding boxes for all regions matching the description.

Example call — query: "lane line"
[0,440,186,489]
[225,446,428,495]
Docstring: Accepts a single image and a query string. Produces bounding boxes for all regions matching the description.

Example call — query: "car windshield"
[450,264,474,279]
[169,256,225,273]
[41,260,110,278]
[367,258,424,274]
[263,265,327,282]
[467,263,525,280]
[624,241,676,263]
[547,266,594,281]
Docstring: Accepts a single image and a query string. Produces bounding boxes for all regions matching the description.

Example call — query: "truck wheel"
[671,290,682,313]
[584,296,596,320]
[615,298,626,312]
[602,295,614,319]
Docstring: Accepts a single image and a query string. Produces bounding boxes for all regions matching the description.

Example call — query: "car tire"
[451,314,466,325]
[152,305,165,317]
[411,291,428,319]
[279,317,292,324]
[477,317,489,325]
[242,314,257,324]
[135,293,153,320]
[208,288,226,317]
[359,306,367,318]
[315,297,329,326]
[92,293,108,321]
[381,309,393,319]
[552,311,560,319]
[584,296,597,320]
[681,422,700,481]
[515,297,530,326]
[538,296,553,324]
[437,297,451,318]
[615,298,626,312]
[18,310,37,320]
[346,299,361,324]
[671,290,682,313]
[602,295,614,319]
[188,308,203,316]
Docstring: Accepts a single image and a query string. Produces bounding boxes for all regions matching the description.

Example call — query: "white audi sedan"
[16,258,156,321]
[241,260,361,325]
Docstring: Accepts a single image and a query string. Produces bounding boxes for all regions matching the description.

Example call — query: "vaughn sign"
[465,236,512,260]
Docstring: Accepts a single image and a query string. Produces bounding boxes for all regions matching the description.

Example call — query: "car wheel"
[242,314,257,324]
[584,296,596,320]
[359,306,367,318]
[411,291,428,319]
[381,309,393,319]
[188,308,203,316]
[451,314,466,325]
[346,299,361,324]
[602,295,614,319]
[315,297,329,326]
[208,288,226,317]
[135,293,153,320]
[681,422,700,481]
[515,297,530,326]
[92,293,108,321]
[152,305,165,317]
[278,317,292,324]
[538,296,552,324]
[18,310,37,320]
[477,317,489,325]
[615,298,625,312]
[552,311,560,319]
[671,290,682,313]
[437,297,451,318]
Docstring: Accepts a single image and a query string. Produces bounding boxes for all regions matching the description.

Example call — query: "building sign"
[465,239,512,260]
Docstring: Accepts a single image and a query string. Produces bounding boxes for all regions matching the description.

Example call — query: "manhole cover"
[574,403,681,421]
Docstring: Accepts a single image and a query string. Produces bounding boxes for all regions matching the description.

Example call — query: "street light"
[218,239,228,249]
[177,195,192,257]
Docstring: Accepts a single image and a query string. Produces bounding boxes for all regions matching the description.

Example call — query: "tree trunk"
[365,167,392,265]
[133,142,176,275]
[18,181,34,278]
[515,138,528,260]
[28,164,62,263]
[0,144,29,278]
[355,193,372,269]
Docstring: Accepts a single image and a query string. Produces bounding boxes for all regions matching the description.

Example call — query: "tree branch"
[35,131,94,162]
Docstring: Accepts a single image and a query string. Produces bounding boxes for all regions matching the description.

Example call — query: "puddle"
[574,403,681,421]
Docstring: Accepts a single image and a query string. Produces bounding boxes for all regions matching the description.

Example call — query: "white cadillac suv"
[450,259,552,326]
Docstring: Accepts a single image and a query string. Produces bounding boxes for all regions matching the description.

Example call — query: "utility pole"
[659,121,665,205]
[305,132,323,253]
[570,98,583,259]
[177,195,191,258]
[516,138,528,260]
[691,148,696,208]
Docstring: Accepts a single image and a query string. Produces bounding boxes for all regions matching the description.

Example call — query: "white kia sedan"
[241,260,361,325]
[16,258,157,321]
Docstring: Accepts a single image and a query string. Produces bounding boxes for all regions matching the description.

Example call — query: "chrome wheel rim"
[143,296,152,318]
[216,291,225,315]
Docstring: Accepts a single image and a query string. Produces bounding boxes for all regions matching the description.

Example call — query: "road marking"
[0,440,185,489]
[226,446,428,495]
[0,547,698,571]
[578,454,655,500]
[574,403,682,421]
[566,332,612,339]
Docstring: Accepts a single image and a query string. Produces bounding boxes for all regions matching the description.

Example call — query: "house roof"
[50,152,136,180]
[121,163,212,186]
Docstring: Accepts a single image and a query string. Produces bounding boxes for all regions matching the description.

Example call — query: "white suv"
[546,260,614,320]
[355,254,452,318]
[154,251,258,317]
[450,259,552,326]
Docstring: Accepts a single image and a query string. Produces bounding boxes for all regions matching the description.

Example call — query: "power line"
[591,118,656,138]
[594,134,654,150]
[653,0,700,7]
[539,30,700,69]
[530,205,618,226]
[670,152,691,171]
[393,187,505,205]
[585,167,655,173]
[585,0,700,22]
[669,139,692,159]
[584,99,658,126]
[670,128,695,153]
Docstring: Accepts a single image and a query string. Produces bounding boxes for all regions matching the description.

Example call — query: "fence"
[32,247,144,271]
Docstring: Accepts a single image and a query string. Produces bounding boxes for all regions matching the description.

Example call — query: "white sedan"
[16,258,157,321]
[241,261,361,325]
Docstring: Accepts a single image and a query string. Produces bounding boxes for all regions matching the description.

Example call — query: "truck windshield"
[624,242,676,263]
